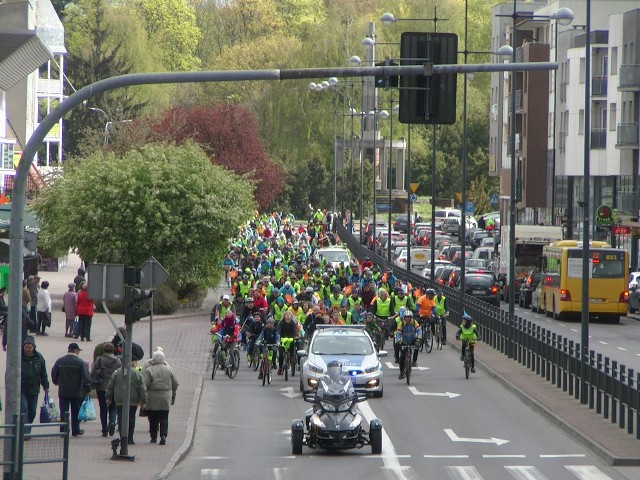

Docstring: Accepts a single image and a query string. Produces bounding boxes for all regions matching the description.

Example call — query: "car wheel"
[369,421,382,454]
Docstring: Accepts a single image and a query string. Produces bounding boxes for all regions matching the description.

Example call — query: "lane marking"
[408,386,460,398]
[505,466,549,480]
[598,341,608,345]
[201,469,226,479]
[424,454,469,458]
[273,467,293,480]
[539,454,586,458]
[445,466,484,480]
[616,347,627,351]
[570,329,578,333]
[358,400,415,480]
[483,454,526,458]
[197,456,226,460]
[444,428,509,446]
[565,465,613,480]
[362,454,411,459]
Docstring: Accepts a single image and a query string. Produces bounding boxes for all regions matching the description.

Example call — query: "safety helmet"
[403,309,413,318]
[326,360,342,381]
[462,312,473,324]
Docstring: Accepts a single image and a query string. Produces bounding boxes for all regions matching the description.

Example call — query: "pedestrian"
[142,349,179,445]
[28,275,40,328]
[2,295,29,351]
[51,342,91,436]
[106,354,147,445]
[91,342,121,437]
[36,280,52,336]
[62,283,77,338]
[22,279,33,333]
[73,267,86,292]
[20,335,49,434]
[477,215,486,230]
[76,282,94,341]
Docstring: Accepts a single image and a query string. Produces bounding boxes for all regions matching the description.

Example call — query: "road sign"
[465,201,475,214]
[141,256,169,290]
[87,264,125,301]
[410,182,420,193]
[409,193,418,202]
[490,194,499,205]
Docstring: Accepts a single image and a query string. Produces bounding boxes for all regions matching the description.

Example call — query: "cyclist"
[363,312,382,348]
[395,310,422,380]
[210,311,241,367]
[245,311,264,366]
[416,287,436,335]
[211,294,234,325]
[256,316,280,380]
[433,289,448,345]
[455,313,480,373]
[277,310,299,375]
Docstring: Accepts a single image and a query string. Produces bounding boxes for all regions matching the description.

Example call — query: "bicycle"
[224,339,240,379]
[210,333,224,380]
[374,317,393,351]
[281,338,298,381]
[433,313,448,350]
[400,343,417,385]
[419,316,433,353]
[259,344,278,386]
[462,339,476,379]
[245,333,259,370]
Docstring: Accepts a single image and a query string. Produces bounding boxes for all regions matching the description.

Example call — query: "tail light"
[620,291,629,303]
[491,286,498,294]
[560,289,571,301]
[527,277,532,285]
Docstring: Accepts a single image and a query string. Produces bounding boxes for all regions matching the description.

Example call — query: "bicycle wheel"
[464,350,470,379]
[229,350,240,378]
[284,352,289,381]
[252,348,260,371]
[424,328,433,353]
[290,353,296,378]
[211,354,218,380]
[267,366,272,384]
[405,349,412,385]
[435,324,442,350]
[262,359,267,386]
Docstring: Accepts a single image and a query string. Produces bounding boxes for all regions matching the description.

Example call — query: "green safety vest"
[238,281,252,296]
[459,323,477,341]
[273,267,284,281]
[289,307,306,323]
[392,295,410,314]
[348,297,362,310]
[374,297,391,317]
[329,294,344,308]
[273,303,288,322]
[434,296,446,315]
[339,311,352,325]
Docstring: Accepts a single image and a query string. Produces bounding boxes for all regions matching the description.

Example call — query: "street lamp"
[499,3,573,359]
[87,106,110,145]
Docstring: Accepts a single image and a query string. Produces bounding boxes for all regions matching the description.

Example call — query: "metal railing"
[338,222,640,440]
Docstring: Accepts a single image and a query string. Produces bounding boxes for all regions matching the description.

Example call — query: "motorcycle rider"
[395,310,422,380]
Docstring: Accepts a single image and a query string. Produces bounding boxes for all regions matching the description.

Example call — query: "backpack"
[91,359,103,389]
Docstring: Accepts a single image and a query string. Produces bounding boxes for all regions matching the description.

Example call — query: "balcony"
[591,76,607,96]
[559,82,568,102]
[590,129,606,149]
[36,78,63,96]
[618,65,640,91]
[616,123,639,149]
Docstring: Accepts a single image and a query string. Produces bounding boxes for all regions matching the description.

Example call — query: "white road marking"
[484,454,526,458]
[201,469,226,479]
[279,387,301,399]
[505,466,549,480]
[362,454,411,459]
[423,454,469,458]
[273,467,293,480]
[598,341,608,345]
[570,328,578,332]
[446,466,484,480]
[408,386,460,398]
[539,454,586,458]
[444,428,509,445]
[616,347,627,351]
[358,400,415,480]
[197,456,226,460]
[565,465,613,480]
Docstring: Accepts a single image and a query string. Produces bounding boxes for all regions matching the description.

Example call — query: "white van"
[434,208,461,228]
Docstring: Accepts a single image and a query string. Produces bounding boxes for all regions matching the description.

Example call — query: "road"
[165,336,640,480]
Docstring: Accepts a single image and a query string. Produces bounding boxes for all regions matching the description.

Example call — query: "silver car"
[298,325,386,398]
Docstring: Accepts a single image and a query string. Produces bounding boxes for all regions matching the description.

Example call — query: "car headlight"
[311,414,325,428]
[349,414,362,429]
[365,363,379,374]
[307,363,324,374]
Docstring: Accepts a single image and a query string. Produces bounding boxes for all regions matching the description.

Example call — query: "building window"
[579,109,585,135]
[609,103,616,131]
[579,58,585,83]
[610,47,617,75]
[0,143,14,170]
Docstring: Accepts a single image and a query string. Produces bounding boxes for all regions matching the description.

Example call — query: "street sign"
[87,263,125,301]
[465,201,475,214]
[489,194,499,205]
[409,193,418,203]
[141,256,169,290]
[375,204,391,212]
[410,182,420,193]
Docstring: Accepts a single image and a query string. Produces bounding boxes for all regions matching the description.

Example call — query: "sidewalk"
[0,254,222,480]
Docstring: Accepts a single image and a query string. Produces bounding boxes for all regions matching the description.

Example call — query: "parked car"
[519,270,543,309]
[462,273,500,307]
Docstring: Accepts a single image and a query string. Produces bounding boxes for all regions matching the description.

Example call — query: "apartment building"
[490,0,640,267]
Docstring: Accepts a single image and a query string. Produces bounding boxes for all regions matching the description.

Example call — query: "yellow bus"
[539,240,629,323]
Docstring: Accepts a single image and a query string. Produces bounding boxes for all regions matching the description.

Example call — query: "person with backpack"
[91,342,121,437]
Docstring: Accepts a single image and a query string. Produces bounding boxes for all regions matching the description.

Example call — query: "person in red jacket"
[75,282,95,341]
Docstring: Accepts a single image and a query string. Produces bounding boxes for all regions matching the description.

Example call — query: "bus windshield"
[567,249,625,279]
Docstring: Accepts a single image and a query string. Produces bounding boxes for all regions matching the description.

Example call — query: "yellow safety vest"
[374,297,391,317]
[434,296,446,315]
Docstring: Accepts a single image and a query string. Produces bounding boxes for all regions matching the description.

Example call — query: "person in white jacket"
[36,280,52,336]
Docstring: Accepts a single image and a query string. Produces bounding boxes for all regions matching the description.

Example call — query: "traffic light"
[399,32,458,125]
[125,286,152,325]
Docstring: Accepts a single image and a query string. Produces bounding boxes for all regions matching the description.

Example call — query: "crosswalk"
[200,464,615,480]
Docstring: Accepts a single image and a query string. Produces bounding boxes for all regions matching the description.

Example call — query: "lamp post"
[87,106,109,145]
[499,4,573,358]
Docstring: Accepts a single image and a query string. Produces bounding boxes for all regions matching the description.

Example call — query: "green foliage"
[33,143,256,289]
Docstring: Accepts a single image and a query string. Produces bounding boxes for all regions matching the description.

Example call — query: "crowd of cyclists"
[210,211,479,382]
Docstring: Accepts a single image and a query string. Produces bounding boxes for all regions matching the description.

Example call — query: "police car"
[298,325,386,398]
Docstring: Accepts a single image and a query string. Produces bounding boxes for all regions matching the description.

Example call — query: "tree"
[113,104,285,210]
[32,143,255,289]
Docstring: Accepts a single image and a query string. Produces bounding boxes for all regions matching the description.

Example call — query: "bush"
[153,283,180,314]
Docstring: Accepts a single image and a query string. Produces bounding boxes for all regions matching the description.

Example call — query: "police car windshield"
[312,336,374,356]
